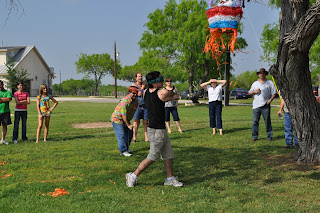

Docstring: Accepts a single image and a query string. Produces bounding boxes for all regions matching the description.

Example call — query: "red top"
[14,91,29,110]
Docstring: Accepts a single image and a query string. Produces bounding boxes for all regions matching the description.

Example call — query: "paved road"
[30,96,280,107]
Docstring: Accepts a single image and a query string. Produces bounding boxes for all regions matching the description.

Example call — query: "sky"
[0,0,279,86]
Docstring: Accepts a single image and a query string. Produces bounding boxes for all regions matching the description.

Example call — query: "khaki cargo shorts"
[147,127,174,161]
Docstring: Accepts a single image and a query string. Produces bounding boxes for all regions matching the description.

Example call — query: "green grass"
[0,101,319,212]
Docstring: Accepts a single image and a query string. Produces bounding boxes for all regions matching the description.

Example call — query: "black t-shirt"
[144,89,165,129]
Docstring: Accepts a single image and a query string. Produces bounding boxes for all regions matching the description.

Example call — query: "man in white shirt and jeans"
[249,68,277,142]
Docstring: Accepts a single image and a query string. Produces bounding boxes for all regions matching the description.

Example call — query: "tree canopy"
[75,53,121,96]
[120,0,246,100]
[4,60,29,92]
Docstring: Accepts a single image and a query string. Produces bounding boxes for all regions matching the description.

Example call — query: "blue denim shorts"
[133,106,148,120]
[165,107,180,122]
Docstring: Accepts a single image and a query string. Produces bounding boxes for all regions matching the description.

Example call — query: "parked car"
[180,90,203,99]
[312,85,319,96]
[180,90,190,99]
[229,88,251,99]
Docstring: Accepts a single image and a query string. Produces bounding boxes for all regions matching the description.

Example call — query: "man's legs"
[2,125,7,141]
[133,158,154,176]
[112,122,129,154]
[284,112,294,147]
[164,158,173,178]
[261,105,272,139]
[125,125,133,148]
[252,108,261,139]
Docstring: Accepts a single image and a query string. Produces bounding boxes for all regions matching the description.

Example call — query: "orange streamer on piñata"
[204,27,238,67]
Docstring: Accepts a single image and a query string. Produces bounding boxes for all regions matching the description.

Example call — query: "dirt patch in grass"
[73,122,113,129]
[265,154,320,171]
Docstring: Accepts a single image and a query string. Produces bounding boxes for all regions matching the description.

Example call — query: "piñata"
[204,0,243,66]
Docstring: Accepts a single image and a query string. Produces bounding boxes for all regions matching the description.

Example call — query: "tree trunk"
[269,0,320,163]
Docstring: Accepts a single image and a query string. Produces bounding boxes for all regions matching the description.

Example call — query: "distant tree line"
[52,78,127,96]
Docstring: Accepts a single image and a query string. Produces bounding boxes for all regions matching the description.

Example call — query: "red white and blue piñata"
[204,0,243,66]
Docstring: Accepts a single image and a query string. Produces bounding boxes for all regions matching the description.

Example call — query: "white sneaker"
[13,140,18,144]
[1,140,9,145]
[122,151,132,157]
[164,177,183,187]
[126,173,138,187]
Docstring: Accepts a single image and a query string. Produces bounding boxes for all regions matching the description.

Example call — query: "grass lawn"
[0,100,319,212]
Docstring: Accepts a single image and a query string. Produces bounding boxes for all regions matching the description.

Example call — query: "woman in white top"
[201,79,227,135]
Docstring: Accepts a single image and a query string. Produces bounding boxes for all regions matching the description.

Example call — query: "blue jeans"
[112,122,133,154]
[284,112,299,147]
[252,104,272,139]
[209,101,222,129]
[12,111,28,141]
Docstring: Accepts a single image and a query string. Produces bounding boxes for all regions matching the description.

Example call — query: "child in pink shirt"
[12,82,30,143]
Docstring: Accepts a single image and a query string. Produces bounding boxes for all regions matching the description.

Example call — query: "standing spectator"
[111,86,139,157]
[0,80,12,145]
[249,68,277,142]
[164,77,182,133]
[278,93,299,148]
[36,84,59,143]
[125,71,183,187]
[131,73,149,142]
[200,79,227,135]
[12,82,30,144]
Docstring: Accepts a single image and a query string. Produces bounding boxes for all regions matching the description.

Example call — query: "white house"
[0,46,55,96]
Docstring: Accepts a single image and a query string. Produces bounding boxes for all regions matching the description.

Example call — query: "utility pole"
[59,70,62,96]
[114,41,117,98]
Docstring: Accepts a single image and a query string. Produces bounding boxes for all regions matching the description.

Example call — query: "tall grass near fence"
[0,101,319,212]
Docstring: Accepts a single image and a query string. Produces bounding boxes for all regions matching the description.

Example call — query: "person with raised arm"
[201,78,227,135]
[126,71,183,187]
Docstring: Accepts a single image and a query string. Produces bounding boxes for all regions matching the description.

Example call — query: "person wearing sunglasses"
[111,86,139,157]
[164,77,183,133]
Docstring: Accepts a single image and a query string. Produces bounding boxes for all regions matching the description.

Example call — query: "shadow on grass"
[174,146,265,185]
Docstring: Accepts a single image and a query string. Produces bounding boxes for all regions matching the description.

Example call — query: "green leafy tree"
[75,53,121,96]
[261,22,320,85]
[135,0,247,102]
[232,71,259,90]
[4,60,29,92]
[53,78,96,96]
[138,0,216,98]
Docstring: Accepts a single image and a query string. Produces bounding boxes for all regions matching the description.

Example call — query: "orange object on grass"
[1,174,12,179]
[48,188,70,197]
[0,161,7,166]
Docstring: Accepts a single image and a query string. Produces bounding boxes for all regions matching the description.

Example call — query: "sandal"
[132,139,136,143]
